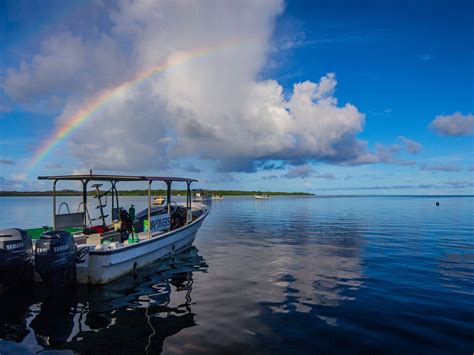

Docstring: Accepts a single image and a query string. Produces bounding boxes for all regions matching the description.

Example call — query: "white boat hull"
[193,196,212,202]
[76,210,207,284]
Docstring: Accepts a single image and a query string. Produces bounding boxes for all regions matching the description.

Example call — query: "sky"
[0,0,473,194]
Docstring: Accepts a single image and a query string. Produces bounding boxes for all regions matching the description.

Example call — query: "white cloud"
[2,0,373,173]
[282,165,315,179]
[397,136,422,154]
[2,31,131,111]
[430,112,474,136]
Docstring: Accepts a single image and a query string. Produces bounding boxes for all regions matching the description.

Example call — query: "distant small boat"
[193,190,212,202]
[255,195,271,200]
[153,196,166,205]
[211,195,224,200]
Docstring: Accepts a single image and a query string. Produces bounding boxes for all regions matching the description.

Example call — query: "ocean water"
[0,196,473,354]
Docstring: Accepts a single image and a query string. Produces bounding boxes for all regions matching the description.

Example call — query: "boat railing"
[55,202,86,229]
[58,202,71,214]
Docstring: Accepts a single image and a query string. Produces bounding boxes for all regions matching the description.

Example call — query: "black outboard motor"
[35,230,77,288]
[0,228,33,288]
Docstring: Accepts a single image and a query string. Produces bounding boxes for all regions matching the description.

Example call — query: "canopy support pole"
[53,179,57,230]
[186,181,192,209]
[186,181,192,224]
[166,180,172,215]
[147,180,152,239]
[110,181,114,221]
[82,179,88,227]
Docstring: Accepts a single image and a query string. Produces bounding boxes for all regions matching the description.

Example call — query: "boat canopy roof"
[37,174,198,183]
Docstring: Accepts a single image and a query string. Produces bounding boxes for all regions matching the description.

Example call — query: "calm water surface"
[0,196,473,353]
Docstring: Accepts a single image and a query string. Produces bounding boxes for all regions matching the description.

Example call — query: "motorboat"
[12,173,208,286]
[211,194,224,200]
[254,195,271,200]
[193,190,212,202]
[152,196,166,205]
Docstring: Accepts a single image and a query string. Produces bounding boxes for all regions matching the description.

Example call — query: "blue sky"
[0,0,473,194]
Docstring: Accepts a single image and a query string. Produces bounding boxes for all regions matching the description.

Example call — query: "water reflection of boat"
[30,287,77,348]
[0,247,207,353]
[0,285,35,343]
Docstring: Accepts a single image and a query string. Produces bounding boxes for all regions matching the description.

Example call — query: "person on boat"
[170,206,185,230]
[119,209,134,242]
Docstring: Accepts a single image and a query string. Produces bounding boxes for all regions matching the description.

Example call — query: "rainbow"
[28,38,254,170]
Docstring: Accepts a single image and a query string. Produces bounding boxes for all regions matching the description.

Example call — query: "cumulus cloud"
[372,143,415,166]
[282,164,315,179]
[397,136,422,154]
[374,143,401,163]
[430,112,474,136]
[2,0,373,173]
[2,31,132,111]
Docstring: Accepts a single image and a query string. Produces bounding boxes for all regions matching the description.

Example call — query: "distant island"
[0,189,313,197]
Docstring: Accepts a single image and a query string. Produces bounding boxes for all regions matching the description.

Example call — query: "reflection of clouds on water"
[199,198,365,341]
[259,223,365,326]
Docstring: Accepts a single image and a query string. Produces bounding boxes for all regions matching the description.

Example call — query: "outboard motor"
[35,230,77,288]
[0,228,33,288]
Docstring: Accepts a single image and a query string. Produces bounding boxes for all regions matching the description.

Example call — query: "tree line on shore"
[0,189,313,196]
